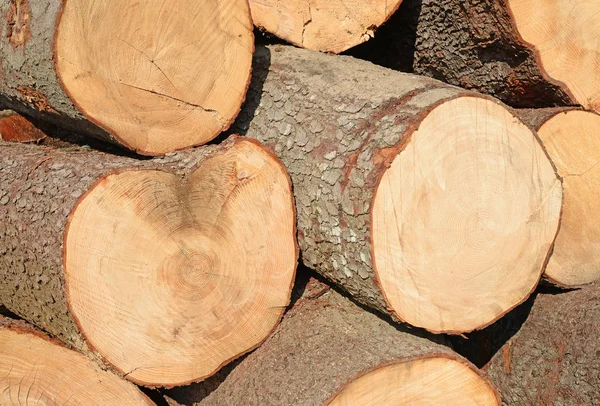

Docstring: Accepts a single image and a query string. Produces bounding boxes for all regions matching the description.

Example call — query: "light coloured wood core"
[64,140,296,387]
[372,96,562,333]
[537,111,600,286]
[0,327,151,405]
[55,0,253,155]
[507,0,600,111]
[328,357,499,405]
[249,0,404,53]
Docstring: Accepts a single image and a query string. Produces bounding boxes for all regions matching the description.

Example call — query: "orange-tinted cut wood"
[534,110,600,286]
[54,0,254,155]
[250,0,404,53]
[507,0,600,112]
[0,137,297,388]
[0,110,46,143]
[0,317,152,405]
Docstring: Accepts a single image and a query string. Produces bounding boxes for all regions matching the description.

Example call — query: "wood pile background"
[0,0,598,404]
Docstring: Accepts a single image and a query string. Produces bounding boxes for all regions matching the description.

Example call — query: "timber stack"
[0,0,598,404]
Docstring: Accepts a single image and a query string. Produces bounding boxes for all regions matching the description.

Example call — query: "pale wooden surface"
[250,0,403,53]
[507,0,600,111]
[536,110,600,286]
[55,0,253,154]
[372,96,562,333]
[0,319,152,405]
[328,357,499,405]
[64,140,297,387]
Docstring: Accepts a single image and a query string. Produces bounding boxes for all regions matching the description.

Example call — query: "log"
[249,0,404,54]
[167,279,500,406]
[235,45,563,334]
[487,284,600,405]
[517,108,600,287]
[406,0,588,108]
[0,316,152,405]
[0,0,253,155]
[0,110,46,143]
[0,136,297,387]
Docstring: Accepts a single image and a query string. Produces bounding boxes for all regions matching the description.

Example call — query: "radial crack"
[301,1,313,46]
[118,82,227,127]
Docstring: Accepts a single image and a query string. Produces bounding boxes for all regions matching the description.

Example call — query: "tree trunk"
[249,0,405,54]
[0,316,153,405]
[487,284,600,405]
[408,0,585,108]
[516,108,600,287]
[166,279,500,406]
[0,109,46,143]
[0,136,297,388]
[235,44,562,334]
[0,0,253,155]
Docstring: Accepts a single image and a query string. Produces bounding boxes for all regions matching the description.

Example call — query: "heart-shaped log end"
[63,139,297,387]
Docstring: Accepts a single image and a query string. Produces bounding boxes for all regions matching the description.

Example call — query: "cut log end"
[536,110,600,286]
[372,96,562,333]
[0,110,46,143]
[54,0,254,155]
[507,0,600,111]
[0,318,151,405]
[328,356,499,405]
[250,0,404,53]
[63,139,297,387]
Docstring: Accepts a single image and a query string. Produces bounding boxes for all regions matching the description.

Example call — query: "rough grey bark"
[487,285,600,405]
[410,0,574,108]
[0,1,114,143]
[0,137,238,356]
[166,278,496,406]
[235,44,524,328]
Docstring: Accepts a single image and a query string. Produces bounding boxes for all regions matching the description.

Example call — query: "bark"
[233,44,562,334]
[0,316,153,405]
[0,135,296,387]
[236,44,464,320]
[0,1,111,142]
[0,141,213,350]
[410,0,574,108]
[487,285,600,405]
[166,279,498,406]
[0,0,254,155]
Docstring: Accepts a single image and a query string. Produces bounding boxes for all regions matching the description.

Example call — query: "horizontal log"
[517,108,600,287]
[0,0,253,155]
[0,316,152,405]
[487,284,600,405]
[235,44,562,334]
[167,278,500,405]
[0,136,297,387]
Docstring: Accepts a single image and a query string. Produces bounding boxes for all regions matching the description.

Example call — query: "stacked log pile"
[1,0,599,404]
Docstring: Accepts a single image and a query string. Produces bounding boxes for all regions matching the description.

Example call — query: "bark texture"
[0,1,112,142]
[235,44,468,319]
[411,0,574,107]
[0,137,236,355]
[487,285,600,405]
[515,107,579,130]
[234,45,560,334]
[167,279,496,406]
